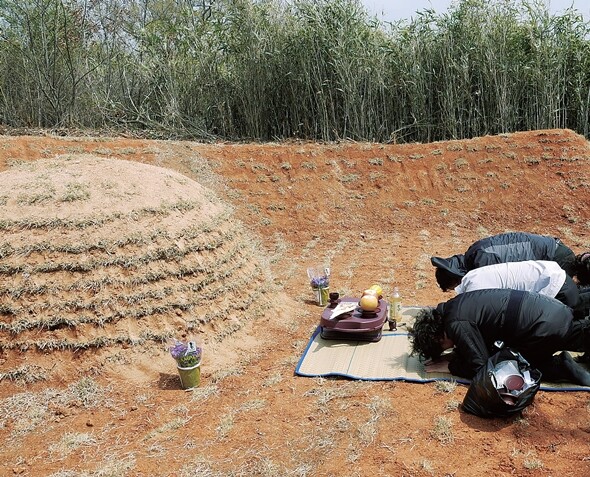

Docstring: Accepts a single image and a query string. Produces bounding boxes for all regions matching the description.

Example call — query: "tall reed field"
[0,0,589,143]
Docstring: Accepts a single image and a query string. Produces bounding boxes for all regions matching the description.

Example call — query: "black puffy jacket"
[464,232,558,270]
[432,232,574,279]
[436,288,573,379]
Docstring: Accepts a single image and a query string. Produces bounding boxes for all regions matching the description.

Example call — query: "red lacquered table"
[320,296,389,342]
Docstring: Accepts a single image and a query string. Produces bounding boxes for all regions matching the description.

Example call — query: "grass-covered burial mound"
[0,155,273,379]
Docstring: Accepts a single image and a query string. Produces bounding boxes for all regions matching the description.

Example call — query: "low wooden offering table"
[319,296,389,342]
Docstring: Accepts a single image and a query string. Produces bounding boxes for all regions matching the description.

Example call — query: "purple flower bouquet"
[169,339,202,368]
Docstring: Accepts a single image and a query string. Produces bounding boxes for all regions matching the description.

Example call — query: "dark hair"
[409,307,445,361]
[575,252,590,286]
[434,267,462,292]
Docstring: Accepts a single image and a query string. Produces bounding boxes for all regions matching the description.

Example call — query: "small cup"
[504,374,525,391]
[499,392,517,406]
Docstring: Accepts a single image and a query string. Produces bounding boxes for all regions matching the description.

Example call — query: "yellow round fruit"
[362,289,379,298]
[369,284,383,298]
[360,294,379,311]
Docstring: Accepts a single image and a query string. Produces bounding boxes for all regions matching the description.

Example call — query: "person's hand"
[424,359,450,373]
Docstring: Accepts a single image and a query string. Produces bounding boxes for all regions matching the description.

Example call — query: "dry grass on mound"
[0,155,275,380]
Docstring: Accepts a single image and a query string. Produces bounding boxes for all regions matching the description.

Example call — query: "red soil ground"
[1,128,590,476]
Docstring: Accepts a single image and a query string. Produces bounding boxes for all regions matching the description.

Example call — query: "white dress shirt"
[455,260,566,297]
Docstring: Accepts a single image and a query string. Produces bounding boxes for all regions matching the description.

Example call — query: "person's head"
[409,307,445,361]
[431,255,466,291]
[434,267,463,292]
[575,252,590,286]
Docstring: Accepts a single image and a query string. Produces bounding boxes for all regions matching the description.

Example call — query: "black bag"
[462,347,542,418]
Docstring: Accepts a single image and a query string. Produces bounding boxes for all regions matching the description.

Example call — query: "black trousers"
[562,318,590,353]
[532,319,590,385]
[555,274,580,310]
[576,287,590,319]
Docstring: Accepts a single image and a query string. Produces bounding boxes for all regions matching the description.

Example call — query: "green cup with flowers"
[169,339,202,389]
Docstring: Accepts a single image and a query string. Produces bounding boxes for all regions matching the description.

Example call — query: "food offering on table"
[320,295,388,342]
[362,288,379,299]
[388,286,402,331]
[328,299,357,319]
[390,287,402,319]
[359,293,379,312]
[359,285,384,316]
[328,292,340,308]
[369,284,383,299]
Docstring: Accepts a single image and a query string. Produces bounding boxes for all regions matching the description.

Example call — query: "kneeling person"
[438,260,584,318]
[409,289,590,386]
[431,231,590,287]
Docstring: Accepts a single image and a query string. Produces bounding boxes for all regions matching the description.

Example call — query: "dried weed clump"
[0,377,108,440]
[431,416,455,445]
